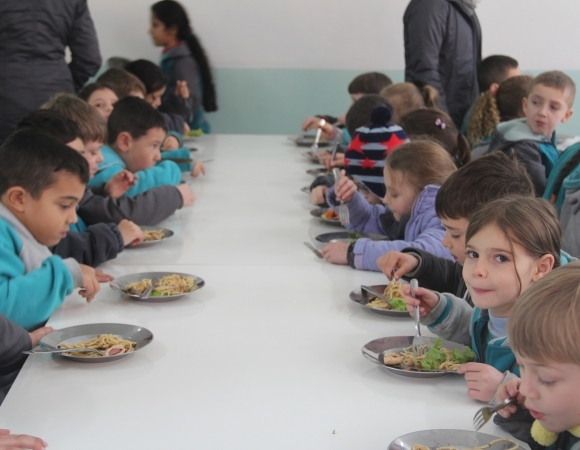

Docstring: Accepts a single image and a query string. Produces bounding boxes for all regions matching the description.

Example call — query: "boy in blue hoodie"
[487,71,575,196]
[0,130,100,330]
[88,96,182,197]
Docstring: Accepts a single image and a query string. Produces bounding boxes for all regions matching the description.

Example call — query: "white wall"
[90,0,580,71]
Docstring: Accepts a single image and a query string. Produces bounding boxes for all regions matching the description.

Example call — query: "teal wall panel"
[206,68,580,137]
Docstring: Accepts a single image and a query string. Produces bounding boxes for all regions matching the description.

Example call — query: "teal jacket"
[88,145,181,198]
[161,146,193,173]
[488,118,559,196]
[543,142,580,213]
[0,205,80,330]
[424,292,519,375]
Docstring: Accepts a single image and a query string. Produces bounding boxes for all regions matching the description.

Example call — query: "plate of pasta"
[310,208,344,227]
[388,429,522,450]
[128,227,174,247]
[39,323,154,363]
[316,231,388,244]
[349,282,410,317]
[361,336,475,378]
[110,271,204,302]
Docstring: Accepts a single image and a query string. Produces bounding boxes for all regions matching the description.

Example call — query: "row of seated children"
[80,65,205,177]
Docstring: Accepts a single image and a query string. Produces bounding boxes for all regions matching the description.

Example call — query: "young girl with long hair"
[380,82,439,124]
[149,0,217,133]
[399,108,471,167]
[404,196,561,403]
[321,140,456,271]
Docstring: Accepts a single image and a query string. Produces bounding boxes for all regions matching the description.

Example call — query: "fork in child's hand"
[473,398,517,430]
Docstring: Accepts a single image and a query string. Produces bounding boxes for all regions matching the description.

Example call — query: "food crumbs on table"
[332,430,336,434]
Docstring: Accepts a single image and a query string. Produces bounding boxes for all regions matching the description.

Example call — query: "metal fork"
[332,168,350,226]
[410,279,428,356]
[24,347,106,356]
[473,398,517,430]
[311,119,326,150]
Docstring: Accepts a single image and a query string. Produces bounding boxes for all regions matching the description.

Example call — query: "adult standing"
[0,0,101,144]
[404,0,482,127]
[149,0,218,134]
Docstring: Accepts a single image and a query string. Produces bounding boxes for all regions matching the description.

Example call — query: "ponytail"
[152,0,217,112]
[420,85,440,109]
[455,132,472,167]
[183,32,217,112]
[467,91,500,145]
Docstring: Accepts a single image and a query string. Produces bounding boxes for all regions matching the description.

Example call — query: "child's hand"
[496,377,525,418]
[104,170,137,198]
[310,185,328,206]
[457,363,506,402]
[0,429,48,449]
[301,117,334,139]
[183,122,190,134]
[334,170,357,203]
[321,242,349,265]
[401,284,440,317]
[176,184,195,207]
[377,251,420,280]
[326,153,345,169]
[79,264,100,303]
[175,80,190,99]
[118,219,144,246]
[192,161,206,177]
[95,269,114,283]
[28,326,54,348]
[162,135,181,151]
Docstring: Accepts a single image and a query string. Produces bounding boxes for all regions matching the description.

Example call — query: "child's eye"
[466,250,478,259]
[538,377,555,386]
[451,235,461,239]
[493,255,509,263]
[60,204,71,210]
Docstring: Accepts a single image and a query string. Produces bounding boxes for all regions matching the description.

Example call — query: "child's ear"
[4,187,28,213]
[116,132,132,153]
[489,83,499,95]
[522,97,528,115]
[532,254,555,282]
[562,109,574,123]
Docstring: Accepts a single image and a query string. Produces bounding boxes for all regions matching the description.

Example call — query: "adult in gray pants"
[404,0,482,128]
[0,0,102,143]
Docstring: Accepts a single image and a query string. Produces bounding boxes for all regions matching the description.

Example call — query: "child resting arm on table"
[322,140,455,271]
[402,196,561,403]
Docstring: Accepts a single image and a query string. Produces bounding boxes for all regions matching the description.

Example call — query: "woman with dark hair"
[149,0,217,133]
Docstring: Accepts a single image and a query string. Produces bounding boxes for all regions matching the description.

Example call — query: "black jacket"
[0,0,101,142]
[404,0,481,127]
[401,247,472,306]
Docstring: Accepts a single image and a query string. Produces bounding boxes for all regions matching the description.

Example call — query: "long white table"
[0,135,520,449]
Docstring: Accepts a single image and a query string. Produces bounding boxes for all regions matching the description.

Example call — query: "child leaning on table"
[487,71,575,196]
[377,151,536,305]
[16,110,144,268]
[321,140,456,271]
[0,130,100,330]
[42,95,194,224]
[402,196,561,403]
[494,261,580,450]
[88,96,182,198]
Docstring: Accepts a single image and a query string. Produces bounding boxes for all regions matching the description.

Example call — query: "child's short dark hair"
[108,96,168,144]
[345,94,392,136]
[97,68,147,99]
[16,110,83,144]
[435,151,534,220]
[0,130,89,198]
[124,59,168,95]
[42,93,107,144]
[477,55,519,93]
[78,82,118,102]
[529,71,576,107]
[348,72,393,95]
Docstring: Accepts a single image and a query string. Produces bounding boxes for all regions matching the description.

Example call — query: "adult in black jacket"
[0,0,102,143]
[404,0,482,127]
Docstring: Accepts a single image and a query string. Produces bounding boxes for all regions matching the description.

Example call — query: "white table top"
[0,135,521,449]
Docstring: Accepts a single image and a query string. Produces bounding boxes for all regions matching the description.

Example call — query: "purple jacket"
[327,184,452,271]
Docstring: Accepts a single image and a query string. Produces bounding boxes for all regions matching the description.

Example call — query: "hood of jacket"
[490,118,555,151]
[404,184,442,239]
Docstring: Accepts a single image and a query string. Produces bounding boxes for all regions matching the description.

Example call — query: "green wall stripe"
[207,68,580,137]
